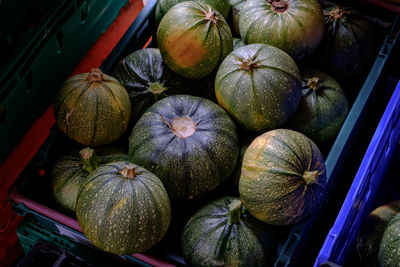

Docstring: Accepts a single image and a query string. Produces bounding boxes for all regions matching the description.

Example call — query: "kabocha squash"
[181,197,277,267]
[379,212,400,267]
[312,4,378,90]
[76,161,171,255]
[53,68,131,146]
[215,43,301,132]
[229,0,247,36]
[239,129,327,225]
[157,1,233,79]
[51,147,127,215]
[357,200,400,267]
[112,48,189,124]
[239,0,325,60]
[129,95,239,200]
[284,68,348,147]
[155,0,231,22]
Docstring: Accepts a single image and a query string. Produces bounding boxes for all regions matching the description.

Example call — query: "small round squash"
[157,1,233,79]
[53,68,131,146]
[76,161,171,255]
[182,197,277,267]
[239,129,327,225]
[379,212,400,267]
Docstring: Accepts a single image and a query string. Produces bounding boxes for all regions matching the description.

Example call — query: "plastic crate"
[314,81,400,266]
[0,0,130,165]
[16,215,149,267]
[7,0,400,266]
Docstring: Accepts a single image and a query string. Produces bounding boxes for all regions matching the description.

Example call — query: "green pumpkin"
[111,48,190,124]
[239,129,327,225]
[229,0,247,36]
[284,68,348,147]
[51,147,127,215]
[233,37,245,50]
[155,0,231,22]
[215,43,301,132]
[181,197,277,266]
[379,211,400,266]
[53,68,131,146]
[76,161,171,255]
[129,95,239,200]
[157,1,233,79]
[239,0,325,60]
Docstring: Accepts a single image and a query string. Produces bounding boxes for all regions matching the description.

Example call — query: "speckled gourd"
[128,95,239,200]
[157,1,233,79]
[239,0,325,60]
[181,197,277,266]
[284,67,348,146]
[229,0,247,36]
[215,43,301,132]
[239,129,327,225]
[51,147,127,215]
[53,68,131,146]
[76,161,171,255]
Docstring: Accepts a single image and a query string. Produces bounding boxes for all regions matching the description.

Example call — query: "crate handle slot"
[55,31,64,54]
[80,0,88,23]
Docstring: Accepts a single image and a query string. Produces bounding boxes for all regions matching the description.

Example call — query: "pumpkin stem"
[240,58,259,71]
[302,170,319,185]
[227,199,243,225]
[269,0,289,12]
[87,68,104,82]
[325,7,346,22]
[205,10,218,23]
[79,147,101,174]
[120,166,136,178]
[306,77,323,91]
[161,115,197,138]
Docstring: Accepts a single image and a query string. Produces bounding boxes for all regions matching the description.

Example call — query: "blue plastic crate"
[315,80,400,266]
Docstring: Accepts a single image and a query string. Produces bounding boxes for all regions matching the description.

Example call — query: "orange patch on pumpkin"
[165,30,207,67]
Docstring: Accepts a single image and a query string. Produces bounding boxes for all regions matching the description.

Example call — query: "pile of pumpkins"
[50,0,380,265]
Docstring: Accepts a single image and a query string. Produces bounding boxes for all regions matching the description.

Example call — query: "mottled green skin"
[181,197,276,266]
[313,5,378,88]
[357,201,400,267]
[128,95,239,200]
[229,0,247,36]
[112,48,190,124]
[215,44,301,132]
[155,0,231,22]
[157,1,233,79]
[232,37,245,50]
[379,212,400,266]
[239,129,327,225]
[284,68,348,146]
[239,0,325,60]
[53,72,131,146]
[76,161,171,255]
[51,146,127,216]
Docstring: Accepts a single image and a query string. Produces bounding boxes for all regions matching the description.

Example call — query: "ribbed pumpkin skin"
[379,212,400,267]
[357,201,400,267]
[239,0,325,60]
[313,5,378,88]
[181,197,276,267]
[232,37,245,50]
[53,69,131,146]
[112,48,190,123]
[155,0,231,22]
[51,147,127,215]
[284,68,348,146]
[229,0,247,36]
[239,129,327,225]
[157,1,233,79]
[215,44,301,132]
[128,95,239,200]
[76,161,171,255]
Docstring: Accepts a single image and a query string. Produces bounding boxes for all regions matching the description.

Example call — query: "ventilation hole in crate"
[25,70,33,92]
[80,1,88,23]
[56,31,63,54]
[0,105,6,126]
